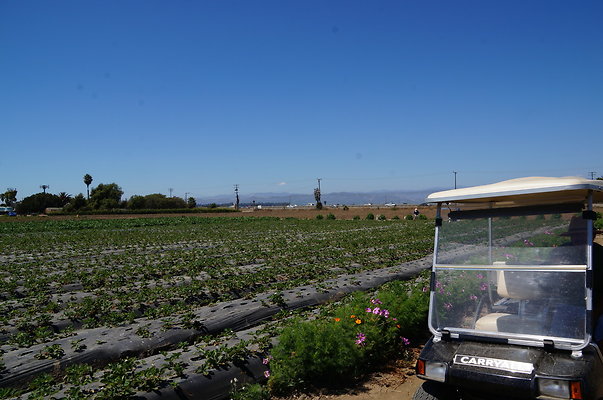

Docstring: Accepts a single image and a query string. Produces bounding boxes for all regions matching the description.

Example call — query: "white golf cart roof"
[426,176,603,206]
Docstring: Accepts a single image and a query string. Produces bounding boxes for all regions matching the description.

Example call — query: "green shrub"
[392,215,400,220]
[267,273,429,396]
[418,214,427,220]
[315,214,324,220]
[366,213,375,220]
[268,319,362,395]
[404,215,413,220]
[353,215,360,220]
[377,214,387,221]
[326,213,336,220]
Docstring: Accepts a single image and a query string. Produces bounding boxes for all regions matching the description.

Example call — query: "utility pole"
[588,172,596,180]
[184,192,190,202]
[234,184,240,210]
[169,188,174,198]
[453,171,457,189]
[314,178,323,210]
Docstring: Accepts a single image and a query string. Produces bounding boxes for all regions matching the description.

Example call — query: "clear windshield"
[432,210,589,345]
[436,212,587,266]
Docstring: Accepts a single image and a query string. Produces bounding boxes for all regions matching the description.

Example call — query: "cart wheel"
[412,381,459,400]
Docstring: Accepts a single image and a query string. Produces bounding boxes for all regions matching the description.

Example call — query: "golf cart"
[414,177,603,400]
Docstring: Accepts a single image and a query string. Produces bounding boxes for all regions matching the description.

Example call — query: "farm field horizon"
[0,205,440,223]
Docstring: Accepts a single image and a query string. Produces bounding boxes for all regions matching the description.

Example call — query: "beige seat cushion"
[476,313,544,334]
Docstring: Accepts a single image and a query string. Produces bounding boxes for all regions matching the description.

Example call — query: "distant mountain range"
[197,189,444,206]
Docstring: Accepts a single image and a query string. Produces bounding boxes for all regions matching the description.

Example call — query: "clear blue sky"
[2,1,602,201]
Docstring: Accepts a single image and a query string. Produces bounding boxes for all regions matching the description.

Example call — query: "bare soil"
[4,205,439,222]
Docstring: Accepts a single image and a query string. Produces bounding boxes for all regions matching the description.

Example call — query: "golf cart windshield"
[431,205,589,348]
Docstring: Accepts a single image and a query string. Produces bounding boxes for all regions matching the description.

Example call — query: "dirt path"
[293,373,423,400]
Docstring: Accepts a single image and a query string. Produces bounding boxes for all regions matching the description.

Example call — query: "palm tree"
[83,174,93,200]
[58,192,72,207]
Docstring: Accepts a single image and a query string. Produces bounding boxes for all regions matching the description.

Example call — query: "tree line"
[2,175,197,215]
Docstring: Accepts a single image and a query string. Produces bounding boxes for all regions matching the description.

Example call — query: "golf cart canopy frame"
[426,176,603,205]
[425,177,603,351]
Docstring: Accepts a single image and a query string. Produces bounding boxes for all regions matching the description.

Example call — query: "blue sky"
[2,1,602,201]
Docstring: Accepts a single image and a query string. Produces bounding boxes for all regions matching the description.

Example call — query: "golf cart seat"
[475,271,546,333]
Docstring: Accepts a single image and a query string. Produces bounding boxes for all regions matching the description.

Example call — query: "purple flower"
[504,253,514,259]
[262,356,272,365]
[470,294,478,301]
[435,281,443,289]
[480,283,488,291]
[264,370,271,378]
[355,332,367,346]
[381,309,390,318]
[401,337,410,346]
[422,286,429,292]
[476,274,484,279]
[371,298,382,305]
[365,307,372,313]
[524,239,534,246]
[372,307,381,315]
[444,302,453,310]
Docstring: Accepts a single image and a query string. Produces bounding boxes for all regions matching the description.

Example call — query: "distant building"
[0,206,15,215]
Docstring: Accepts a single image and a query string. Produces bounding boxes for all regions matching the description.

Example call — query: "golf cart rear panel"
[415,177,603,400]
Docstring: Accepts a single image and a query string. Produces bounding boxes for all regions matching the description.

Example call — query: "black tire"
[412,381,460,400]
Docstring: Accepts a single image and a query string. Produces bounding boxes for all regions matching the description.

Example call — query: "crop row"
[0,217,433,350]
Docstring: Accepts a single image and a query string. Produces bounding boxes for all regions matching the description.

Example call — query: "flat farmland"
[0,216,433,399]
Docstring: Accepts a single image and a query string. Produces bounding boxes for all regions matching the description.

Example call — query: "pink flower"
[470,294,478,301]
[444,302,453,310]
[401,337,410,346]
[371,298,382,305]
[422,286,429,292]
[355,332,367,346]
[264,370,271,378]
[372,307,381,315]
[480,283,488,291]
[381,309,390,318]
[476,274,484,279]
[262,356,272,365]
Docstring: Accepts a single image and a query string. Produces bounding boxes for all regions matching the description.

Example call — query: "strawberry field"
[0,216,433,399]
